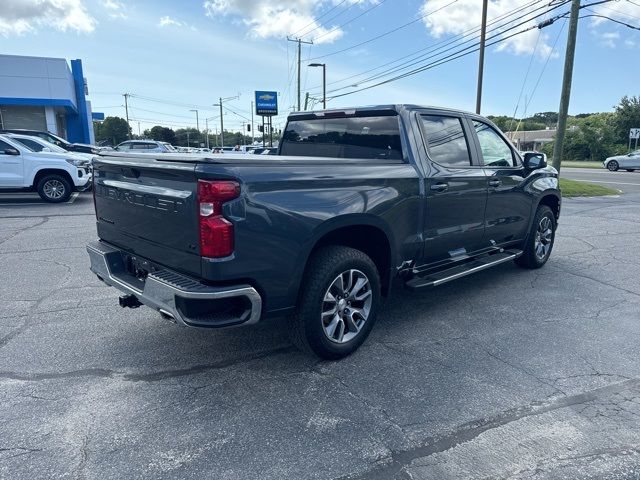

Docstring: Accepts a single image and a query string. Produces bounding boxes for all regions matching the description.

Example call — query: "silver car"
[114,140,176,153]
[603,150,640,171]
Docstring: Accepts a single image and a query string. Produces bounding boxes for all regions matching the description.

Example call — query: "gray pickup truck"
[87,105,560,359]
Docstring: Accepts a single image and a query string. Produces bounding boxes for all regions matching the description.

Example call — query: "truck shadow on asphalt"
[119,260,554,376]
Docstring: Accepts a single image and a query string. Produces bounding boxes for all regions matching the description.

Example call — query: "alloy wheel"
[534,216,553,260]
[43,179,66,200]
[321,269,372,344]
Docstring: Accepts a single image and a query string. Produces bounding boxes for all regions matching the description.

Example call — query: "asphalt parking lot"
[1,191,640,480]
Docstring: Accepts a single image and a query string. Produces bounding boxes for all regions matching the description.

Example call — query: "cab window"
[473,121,516,167]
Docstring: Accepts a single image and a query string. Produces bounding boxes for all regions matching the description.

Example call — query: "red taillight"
[197,180,240,258]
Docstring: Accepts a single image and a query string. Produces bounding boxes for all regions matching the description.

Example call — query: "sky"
[2,0,639,134]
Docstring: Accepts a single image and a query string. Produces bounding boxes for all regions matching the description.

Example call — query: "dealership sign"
[630,128,640,140]
[255,91,278,116]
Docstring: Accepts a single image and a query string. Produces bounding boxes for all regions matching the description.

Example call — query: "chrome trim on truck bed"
[87,240,262,327]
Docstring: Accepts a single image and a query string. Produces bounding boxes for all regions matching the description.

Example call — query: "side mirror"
[3,148,20,156]
[523,152,547,169]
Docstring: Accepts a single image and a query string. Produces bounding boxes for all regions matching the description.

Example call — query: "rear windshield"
[280,115,403,160]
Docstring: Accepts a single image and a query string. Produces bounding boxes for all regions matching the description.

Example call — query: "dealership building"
[0,54,96,144]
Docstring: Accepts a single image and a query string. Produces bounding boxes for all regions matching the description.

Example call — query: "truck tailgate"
[93,155,201,277]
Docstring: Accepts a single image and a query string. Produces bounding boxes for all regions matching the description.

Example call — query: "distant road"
[560,167,640,194]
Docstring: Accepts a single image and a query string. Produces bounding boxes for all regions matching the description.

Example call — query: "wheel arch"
[33,168,74,189]
[295,215,397,299]
[538,193,561,220]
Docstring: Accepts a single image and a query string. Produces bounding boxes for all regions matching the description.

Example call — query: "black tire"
[515,205,556,269]
[36,174,72,203]
[289,246,381,360]
[607,160,619,171]
[626,169,634,172]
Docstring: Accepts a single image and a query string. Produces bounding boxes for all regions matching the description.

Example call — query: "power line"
[289,0,351,39]
[323,1,571,98]
[309,0,554,96]
[578,11,640,28]
[313,0,388,42]
[309,0,460,61]
[326,4,573,101]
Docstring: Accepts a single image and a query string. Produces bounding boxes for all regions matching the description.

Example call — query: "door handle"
[430,183,448,192]
[488,179,501,187]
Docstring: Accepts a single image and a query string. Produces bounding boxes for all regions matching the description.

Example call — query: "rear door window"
[280,114,403,160]
[420,115,472,167]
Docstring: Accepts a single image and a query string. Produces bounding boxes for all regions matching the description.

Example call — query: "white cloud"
[599,31,620,48]
[159,16,184,27]
[202,0,372,44]
[158,15,197,30]
[588,1,640,27]
[104,0,127,20]
[0,0,96,36]
[587,2,640,49]
[419,0,553,59]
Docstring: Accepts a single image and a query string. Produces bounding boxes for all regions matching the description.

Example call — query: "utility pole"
[552,0,580,174]
[123,93,131,138]
[205,118,210,150]
[475,0,488,115]
[304,92,310,111]
[287,37,313,111]
[213,95,240,148]
[251,101,255,145]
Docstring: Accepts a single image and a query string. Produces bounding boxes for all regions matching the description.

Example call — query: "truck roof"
[286,104,474,118]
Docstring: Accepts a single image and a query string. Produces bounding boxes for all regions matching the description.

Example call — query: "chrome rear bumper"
[87,240,262,328]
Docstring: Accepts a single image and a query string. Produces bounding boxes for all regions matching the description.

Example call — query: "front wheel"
[36,174,72,203]
[289,246,381,359]
[607,161,619,171]
[515,205,556,269]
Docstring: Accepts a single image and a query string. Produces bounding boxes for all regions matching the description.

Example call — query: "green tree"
[148,126,176,144]
[613,95,640,144]
[94,116,131,146]
[174,128,202,147]
[531,112,558,126]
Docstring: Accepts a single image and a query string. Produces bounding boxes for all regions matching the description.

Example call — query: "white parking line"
[68,192,79,204]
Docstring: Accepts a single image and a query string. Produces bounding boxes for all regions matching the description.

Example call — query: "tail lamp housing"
[197,180,240,258]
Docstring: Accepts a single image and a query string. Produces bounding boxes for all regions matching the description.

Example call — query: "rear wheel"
[289,246,381,360]
[607,160,619,171]
[515,205,556,269]
[36,174,72,203]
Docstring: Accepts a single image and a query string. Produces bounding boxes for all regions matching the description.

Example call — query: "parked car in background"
[0,129,100,154]
[260,147,278,155]
[7,133,95,163]
[114,140,176,153]
[0,134,92,202]
[604,151,640,171]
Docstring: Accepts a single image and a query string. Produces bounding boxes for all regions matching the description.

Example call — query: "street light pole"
[309,63,326,109]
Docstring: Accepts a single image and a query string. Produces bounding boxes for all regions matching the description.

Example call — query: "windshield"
[14,137,67,153]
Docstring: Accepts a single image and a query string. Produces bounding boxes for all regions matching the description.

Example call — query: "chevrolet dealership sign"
[255,91,278,116]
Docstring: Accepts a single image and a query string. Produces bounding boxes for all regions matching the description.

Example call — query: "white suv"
[0,134,92,203]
